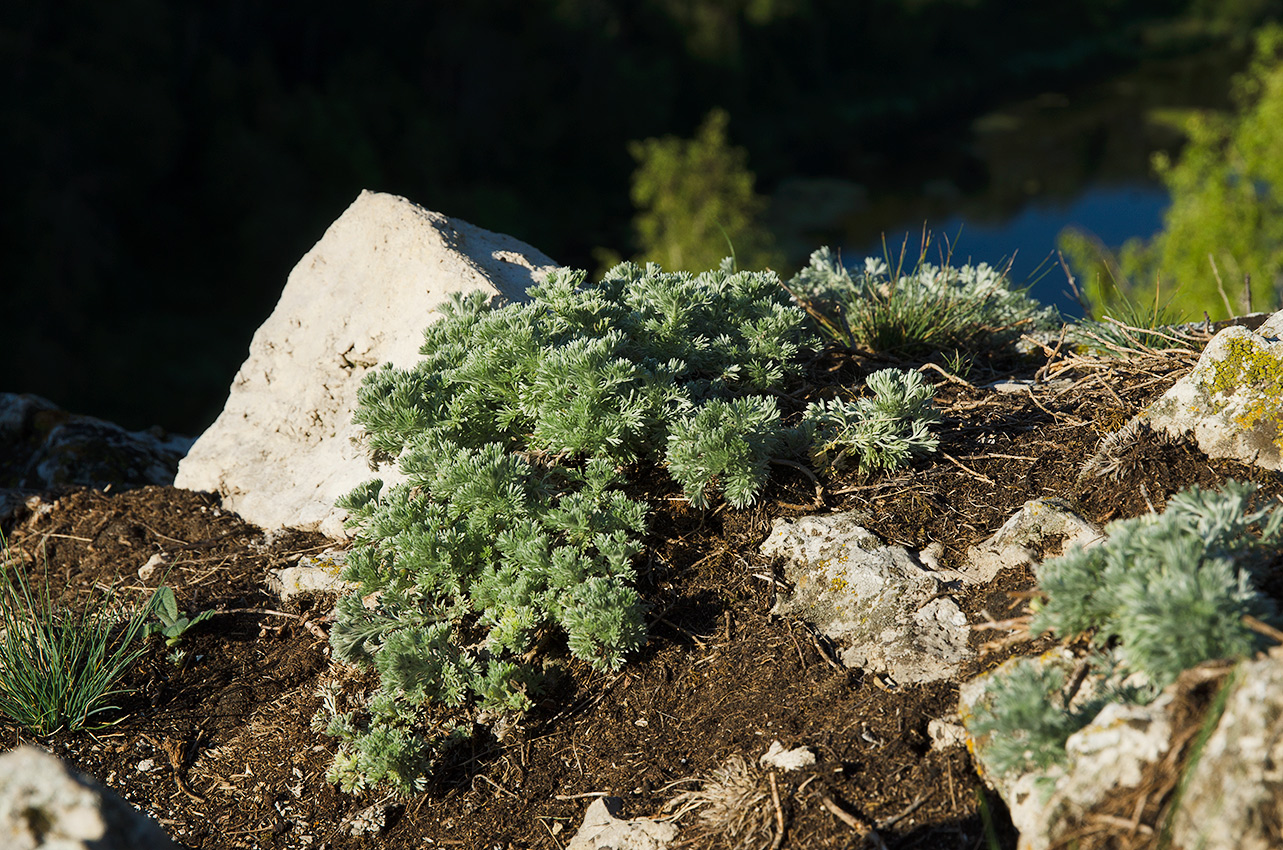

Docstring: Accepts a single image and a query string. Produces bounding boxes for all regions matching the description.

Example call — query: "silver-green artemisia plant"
[321,259,950,795]
[803,368,941,474]
[968,480,1283,780]
[321,261,806,794]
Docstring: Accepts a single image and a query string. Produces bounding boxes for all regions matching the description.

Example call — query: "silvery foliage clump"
[968,647,1154,781]
[787,247,1060,353]
[802,368,940,473]
[1034,480,1281,682]
[971,480,1282,779]
[321,259,817,794]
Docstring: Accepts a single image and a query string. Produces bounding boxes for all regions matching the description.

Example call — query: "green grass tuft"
[785,244,1059,355]
[0,535,159,735]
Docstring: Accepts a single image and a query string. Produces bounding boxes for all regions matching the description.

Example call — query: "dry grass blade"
[1020,330,1204,385]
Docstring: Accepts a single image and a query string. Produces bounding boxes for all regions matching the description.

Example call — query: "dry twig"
[767,772,786,850]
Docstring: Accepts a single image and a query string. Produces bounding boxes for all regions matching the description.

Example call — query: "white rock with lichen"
[960,651,1176,850]
[962,498,1102,583]
[763,512,971,683]
[268,549,358,601]
[1171,650,1283,850]
[1141,315,1283,470]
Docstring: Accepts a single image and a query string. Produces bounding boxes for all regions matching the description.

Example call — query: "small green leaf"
[152,586,179,626]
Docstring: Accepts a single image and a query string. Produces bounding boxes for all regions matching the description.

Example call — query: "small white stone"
[760,740,816,772]
[138,553,166,581]
[928,718,969,750]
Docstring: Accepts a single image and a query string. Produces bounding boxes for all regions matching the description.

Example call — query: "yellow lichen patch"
[1200,334,1283,455]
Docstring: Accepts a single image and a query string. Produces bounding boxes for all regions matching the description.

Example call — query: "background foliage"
[1061,23,1283,321]
[5,0,1273,432]
[628,108,779,273]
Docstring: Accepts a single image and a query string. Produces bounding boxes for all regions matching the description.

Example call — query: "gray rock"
[763,512,972,684]
[175,191,557,538]
[267,549,358,601]
[1171,651,1283,850]
[0,745,180,850]
[962,498,1101,584]
[0,393,192,523]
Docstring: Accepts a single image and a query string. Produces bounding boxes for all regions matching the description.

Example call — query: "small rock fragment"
[927,718,969,751]
[344,803,387,837]
[138,553,166,581]
[760,741,816,772]
[268,549,358,601]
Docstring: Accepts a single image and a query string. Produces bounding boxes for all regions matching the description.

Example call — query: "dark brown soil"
[3,345,1281,850]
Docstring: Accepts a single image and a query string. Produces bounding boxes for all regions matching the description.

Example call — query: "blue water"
[848,183,1170,318]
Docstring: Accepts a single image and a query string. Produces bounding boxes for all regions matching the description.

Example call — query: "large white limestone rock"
[1141,312,1283,470]
[0,745,179,850]
[175,191,556,538]
[763,512,972,683]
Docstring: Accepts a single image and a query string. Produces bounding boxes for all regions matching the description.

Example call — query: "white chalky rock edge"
[1171,650,1283,850]
[1140,311,1283,471]
[0,745,179,850]
[175,191,557,538]
[763,512,972,684]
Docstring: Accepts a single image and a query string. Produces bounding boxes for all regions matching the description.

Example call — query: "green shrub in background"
[1060,24,1283,321]
[970,480,1281,779]
[786,247,1059,355]
[628,109,781,274]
